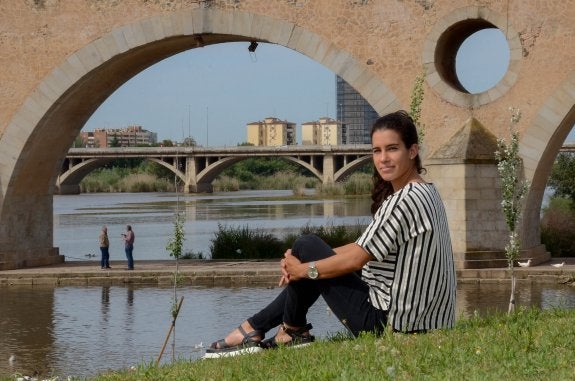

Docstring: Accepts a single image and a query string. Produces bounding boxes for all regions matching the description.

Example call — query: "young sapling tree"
[495,107,530,313]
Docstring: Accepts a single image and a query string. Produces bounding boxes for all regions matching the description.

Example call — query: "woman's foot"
[261,323,314,349]
[203,321,264,359]
[215,321,263,348]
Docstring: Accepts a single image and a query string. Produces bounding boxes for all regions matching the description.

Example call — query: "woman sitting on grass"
[204,110,456,358]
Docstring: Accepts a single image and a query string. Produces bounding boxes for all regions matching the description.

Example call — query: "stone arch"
[195,157,245,185]
[0,8,400,269]
[280,157,323,181]
[146,158,187,184]
[57,158,115,194]
[423,5,522,107]
[519,71,575,249]
[194,156,322,186]
[333,156,372,182]
[57,157,186,194]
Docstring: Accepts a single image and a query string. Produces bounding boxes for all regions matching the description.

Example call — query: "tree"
[495,107,530,314]
[221,157,307,180]
[182,137,197,147]
[72,135,85,148]
[110,134,120,147]
[158,177,186,365]
[548,152,575,204]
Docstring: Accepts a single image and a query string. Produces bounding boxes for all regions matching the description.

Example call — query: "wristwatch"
[307,261,319,280]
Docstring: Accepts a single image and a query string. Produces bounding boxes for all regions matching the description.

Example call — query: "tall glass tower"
[336,75,379,144]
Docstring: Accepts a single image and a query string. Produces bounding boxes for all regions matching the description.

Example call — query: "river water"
[53,190,373,261]
[1,191,575,378]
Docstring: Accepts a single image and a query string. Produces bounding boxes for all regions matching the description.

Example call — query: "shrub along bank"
[540,196,575,257]
[209,223,366,260]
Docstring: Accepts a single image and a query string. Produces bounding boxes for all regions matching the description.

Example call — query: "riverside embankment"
[1,258,574,287]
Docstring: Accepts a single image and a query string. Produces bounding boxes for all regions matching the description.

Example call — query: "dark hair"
[370,110,425,214]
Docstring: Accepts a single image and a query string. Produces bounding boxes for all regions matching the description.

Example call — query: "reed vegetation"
[79,161,373,196]
[316,172,372,196]
[212,171,318,192]
[210,224,284,260]
[81,169,174,193]
[282,223,366,250]
[210,222,366,260]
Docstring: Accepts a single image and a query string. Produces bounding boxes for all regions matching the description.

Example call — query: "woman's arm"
[281,243,372,283]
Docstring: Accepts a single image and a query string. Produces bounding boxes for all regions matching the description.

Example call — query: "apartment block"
[246,117,296,146]
[80,125,157,147]
[301,117,343,145]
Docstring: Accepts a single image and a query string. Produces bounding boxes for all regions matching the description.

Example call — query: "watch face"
[307,265,319,279]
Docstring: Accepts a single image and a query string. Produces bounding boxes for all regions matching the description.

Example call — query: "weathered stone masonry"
[0,0,574,269]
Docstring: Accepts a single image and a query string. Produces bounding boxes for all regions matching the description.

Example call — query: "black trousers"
[248,234,387,337]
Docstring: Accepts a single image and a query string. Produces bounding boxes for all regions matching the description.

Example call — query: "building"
[336,75,379,144]
[301,117,343,145]
[246,117,296,146]
[79,125,157,147]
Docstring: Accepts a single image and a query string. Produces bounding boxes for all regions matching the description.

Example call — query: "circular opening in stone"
[434,20,511,94]
[456,29,510,94]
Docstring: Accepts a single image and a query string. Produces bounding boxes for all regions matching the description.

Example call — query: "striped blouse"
[356,182,456,332]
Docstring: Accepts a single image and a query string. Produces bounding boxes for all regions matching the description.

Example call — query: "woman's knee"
[291,234,334,262]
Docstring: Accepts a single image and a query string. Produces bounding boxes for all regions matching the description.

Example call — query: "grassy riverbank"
[83,307,574,380]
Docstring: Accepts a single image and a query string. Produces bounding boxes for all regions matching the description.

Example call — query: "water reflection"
[1,283,574,378]
[0,287,55,377]
[456,282,575,317]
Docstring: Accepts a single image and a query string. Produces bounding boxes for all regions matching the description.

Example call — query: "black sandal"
[261,323,315,349]
[203,325,264,359]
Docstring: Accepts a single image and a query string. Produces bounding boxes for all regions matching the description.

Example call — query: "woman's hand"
[278,249,303,286]
[278,250,289,286]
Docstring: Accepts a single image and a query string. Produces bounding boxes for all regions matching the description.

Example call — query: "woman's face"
[371,128,418,190]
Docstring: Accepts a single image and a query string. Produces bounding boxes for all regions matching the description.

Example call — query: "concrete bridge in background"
[59,143,574,194]
[58,145,372,194]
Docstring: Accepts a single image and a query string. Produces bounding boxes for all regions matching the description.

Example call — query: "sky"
[83,29,575,146]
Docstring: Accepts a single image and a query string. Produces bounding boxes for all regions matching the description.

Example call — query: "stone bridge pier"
[184,156,214,193]
[1,1,574,269]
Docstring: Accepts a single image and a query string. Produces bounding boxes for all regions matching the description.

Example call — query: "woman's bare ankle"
[240,320,255,333]
[224,321,259,346]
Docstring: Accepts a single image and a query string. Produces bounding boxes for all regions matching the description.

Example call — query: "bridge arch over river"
[0,1,574,270]
[57,146,372,194]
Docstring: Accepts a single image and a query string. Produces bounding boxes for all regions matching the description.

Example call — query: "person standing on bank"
[204,110,456,358]
[99,225,111,269]
[122,225,135,270]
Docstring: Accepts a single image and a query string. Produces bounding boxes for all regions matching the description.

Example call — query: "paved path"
[1,258,574,287]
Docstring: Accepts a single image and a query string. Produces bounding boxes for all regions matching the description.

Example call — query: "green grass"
[75,307,575,381]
